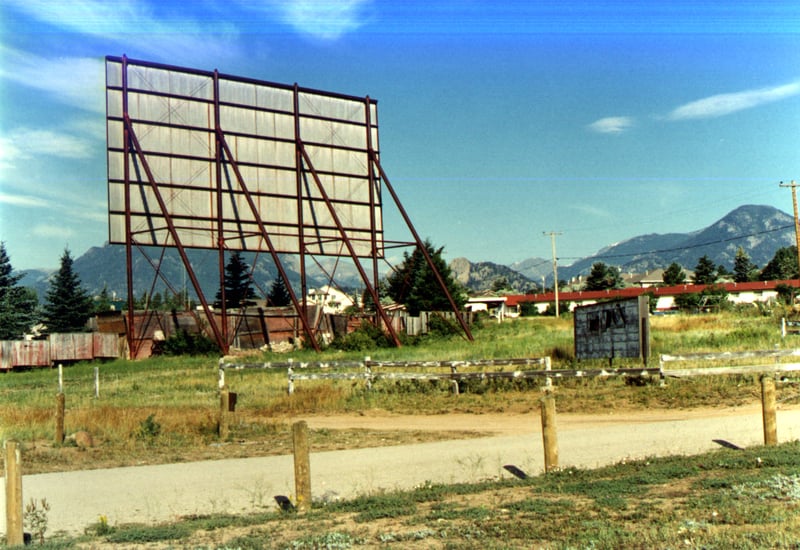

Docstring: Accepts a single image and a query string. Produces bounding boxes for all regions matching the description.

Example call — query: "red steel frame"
[112,56,472,355]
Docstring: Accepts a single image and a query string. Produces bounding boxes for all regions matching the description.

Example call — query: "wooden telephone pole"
[779,180,800,273]
[543,231,562,317]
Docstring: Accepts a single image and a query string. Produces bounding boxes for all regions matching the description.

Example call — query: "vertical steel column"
[214,70,229,348]
[293,84,308,312]
[121,55,136,358]
[364,97,380,311]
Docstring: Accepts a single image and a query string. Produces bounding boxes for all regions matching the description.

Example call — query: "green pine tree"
[0,243,39,339]
[760,246,799,281]
[662,262,687,286]
[585,262,624,291]
[692,255,717,285]
[267,275,292,307]
[733,247,758,283]
[386,240,465,316]
[42,248,94,333]
[216,251,257,308]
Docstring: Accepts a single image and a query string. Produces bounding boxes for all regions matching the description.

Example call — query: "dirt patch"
[12,403,776,476]
[295,403,768,435]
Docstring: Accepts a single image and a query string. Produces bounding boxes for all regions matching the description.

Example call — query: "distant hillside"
[559,204,794,281]
[450,258,535,293]
[19,245,365,302]
[508,257,553,283]
[18,204,795,299]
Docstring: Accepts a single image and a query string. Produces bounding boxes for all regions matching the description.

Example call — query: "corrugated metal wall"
[0,333,119,370]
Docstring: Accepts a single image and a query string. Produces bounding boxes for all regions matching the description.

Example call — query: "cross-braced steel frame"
[112,56,472,355]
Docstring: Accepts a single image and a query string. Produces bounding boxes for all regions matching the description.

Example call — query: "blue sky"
[1,1,799,271]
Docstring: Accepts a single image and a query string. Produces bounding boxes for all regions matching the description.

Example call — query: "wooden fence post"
[4,440,24,546]
[540,392,559,472]
[219,388,230,439]
[56,392,66,444]
[94,367,100,398]
[761,375,778,446]
[292,421,312,513]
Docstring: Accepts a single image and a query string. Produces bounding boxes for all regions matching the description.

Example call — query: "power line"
[559,223,794,263]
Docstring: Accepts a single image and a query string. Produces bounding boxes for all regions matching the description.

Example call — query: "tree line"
[0,244,298,341]
[0,240,464,341]
[582,245,798,292]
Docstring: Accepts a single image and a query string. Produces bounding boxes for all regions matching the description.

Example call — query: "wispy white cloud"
[570,203,613,218]
[3,127,95,160]
[3,1,240,66]
[587,116,634,134]
[668,81,800,120]
[32,224,76,239]
[0,192,51,208]
[4,0,151,35]
[0,46,105,114]
[271,0,372,40]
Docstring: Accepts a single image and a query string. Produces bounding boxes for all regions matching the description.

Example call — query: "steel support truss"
[116,56,472,355]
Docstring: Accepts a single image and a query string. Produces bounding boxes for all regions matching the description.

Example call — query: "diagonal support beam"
[215,130,322,352]
[123,116,228,352]
[370,152,474,342]
[297,144,402,347]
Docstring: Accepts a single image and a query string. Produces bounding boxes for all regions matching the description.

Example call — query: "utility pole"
[779,180,800,275]
[543,231,562,317]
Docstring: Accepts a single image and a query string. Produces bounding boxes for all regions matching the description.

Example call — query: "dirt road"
[3,404,799,537]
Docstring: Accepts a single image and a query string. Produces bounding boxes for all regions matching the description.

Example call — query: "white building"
[307,285,355,314]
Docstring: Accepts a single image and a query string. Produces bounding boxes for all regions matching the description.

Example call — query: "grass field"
[2,309,800,547]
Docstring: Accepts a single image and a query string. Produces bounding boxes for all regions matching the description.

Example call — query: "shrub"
[519,301,540,317]
[425,314,460,338]
[331,321,393,351]
[161,330,219,356]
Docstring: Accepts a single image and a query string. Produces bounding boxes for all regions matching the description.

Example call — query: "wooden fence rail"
[218,356,555,389]
[660,348,800,378]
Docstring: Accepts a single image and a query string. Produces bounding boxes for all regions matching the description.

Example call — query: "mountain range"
[18,204,796,299]
[451,204,795,292]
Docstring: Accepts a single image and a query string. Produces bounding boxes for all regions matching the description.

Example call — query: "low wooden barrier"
[781,318,800,338]
[659,348,800,378]
[217,356,662,396]
[659,348,800,446]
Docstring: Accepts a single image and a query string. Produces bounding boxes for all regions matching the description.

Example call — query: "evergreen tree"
[361,281,386,312]
[386,240,465,316]
[42,248,93,333]
[733,247,758,283]
[491,276,512,293]
[0,243,39,339]
[164,288,192,311]
[692,255,717,285]
[93,285,113,313]
[662,262,687,286]
[267,275,292,307]
[215,251,256,308]
[585,262,624,291]
[760,246,799,281]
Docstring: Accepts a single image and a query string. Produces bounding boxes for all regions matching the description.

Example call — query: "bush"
[425,314,460,338]
[674,286,730,312]
[161,330,219,356]
[331,321,393,351]
[518,301,540,317]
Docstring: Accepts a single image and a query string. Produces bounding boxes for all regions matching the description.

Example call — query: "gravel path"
[3,405,799,537]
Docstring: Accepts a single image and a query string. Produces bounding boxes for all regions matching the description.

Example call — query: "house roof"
[504,279,800,306]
